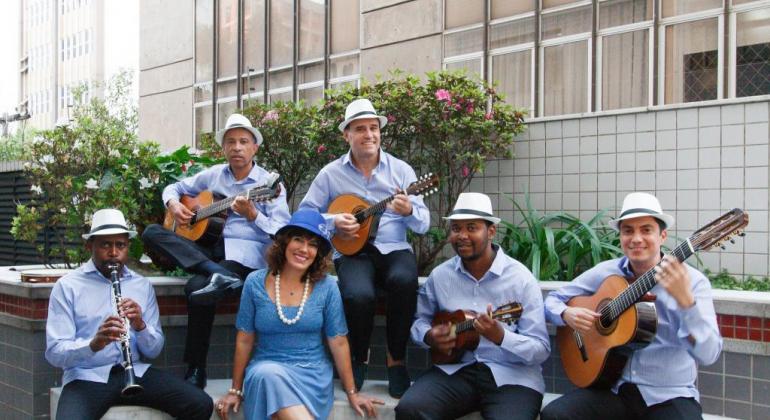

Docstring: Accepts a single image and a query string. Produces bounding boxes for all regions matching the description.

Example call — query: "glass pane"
[542,5,592,40]
[664,19,719,104]
[243,93,265,107]
[195,105,213,148]
[543,0,583,9]
[491,50,532,111]
[270,68,293,89]
[299,62,324,84]
[217,101,237,130]
[490,17,535,49]
[270,91,293,103]
[218,79,238,99]
[445,58,483,78]
[444,27,484,56]
[300,0,325,61]
[732,0,756,4]
[195,0,214,83]
[331,80,359,90]
[244,0,265,74]
[736,8,770,97]
[195,83,213,102]
[330,54,359,78]
[492,0,534,19]
[242,73,264,95]
[446,0,484,29]
[299,86,324,104]
[599,0,653,29]
[543,41,588,115]
[218,0,237,78]
[661,0,722,18]
[602,30,649,109]
[332,0,359,53]
[271,0,294,67]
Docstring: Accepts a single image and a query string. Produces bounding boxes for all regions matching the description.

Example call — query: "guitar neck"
[355,194,399,223]
[603,240,694,325]
[195,189,258,221]
[452,311,519,335]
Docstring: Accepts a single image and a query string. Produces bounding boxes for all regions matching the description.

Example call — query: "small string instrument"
[431,301,523,364]
[162,172,281,245]
[328,173,439,256]
[557,208,749,388]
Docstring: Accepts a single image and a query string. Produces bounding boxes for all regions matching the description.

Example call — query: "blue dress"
[236,269,348,420]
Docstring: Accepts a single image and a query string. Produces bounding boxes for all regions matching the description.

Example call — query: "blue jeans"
[56,366,213,420]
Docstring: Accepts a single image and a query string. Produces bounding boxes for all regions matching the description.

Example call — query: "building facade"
[140,0,770,277]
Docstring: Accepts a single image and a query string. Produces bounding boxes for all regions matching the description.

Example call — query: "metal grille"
[683,50,719,103]
[737,42,770,97]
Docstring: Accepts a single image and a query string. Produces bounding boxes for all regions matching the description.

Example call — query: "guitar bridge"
[574,330,588,362]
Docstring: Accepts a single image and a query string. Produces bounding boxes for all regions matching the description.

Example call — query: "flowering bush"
[11,72,162,265]
[319,70,526,273]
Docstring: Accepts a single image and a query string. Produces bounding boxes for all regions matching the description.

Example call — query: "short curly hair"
[265,227,331,283]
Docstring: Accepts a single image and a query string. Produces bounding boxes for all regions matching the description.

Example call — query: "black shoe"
[184,366,207,389]
[189,273,243,305]
[352,362,368,392]
[388,365,411,398]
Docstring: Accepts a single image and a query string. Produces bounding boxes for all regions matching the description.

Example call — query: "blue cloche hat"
[276,209,332,254]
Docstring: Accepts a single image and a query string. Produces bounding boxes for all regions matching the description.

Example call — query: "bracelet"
[228,388,244,398]
[346,388,357,395]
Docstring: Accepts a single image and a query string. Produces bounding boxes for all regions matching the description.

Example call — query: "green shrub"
[706,269,770,291]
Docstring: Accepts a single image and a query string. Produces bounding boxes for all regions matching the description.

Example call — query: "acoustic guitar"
[557,208,748,388]
[162,172,282,246]
[327,173,439,256]
[431,301,523,364]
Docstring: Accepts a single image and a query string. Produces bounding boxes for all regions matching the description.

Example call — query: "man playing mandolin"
[298,98,430,398]
[541,192,722,420]
[142,113,290,389]
[395,193,550,420]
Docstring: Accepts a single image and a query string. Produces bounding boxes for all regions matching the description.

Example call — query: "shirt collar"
[224,161,262,182]
[453,244,504,281]
[342,149,387,172]
[82,259,132,281]
[618,252,665,279]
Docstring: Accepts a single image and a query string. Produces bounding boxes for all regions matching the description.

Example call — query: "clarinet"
[108,264,144,397]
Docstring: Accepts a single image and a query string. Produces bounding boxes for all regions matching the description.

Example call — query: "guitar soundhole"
[594,298,617,335]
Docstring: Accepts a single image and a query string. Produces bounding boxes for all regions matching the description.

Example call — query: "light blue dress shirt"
[45,260,164,386]
[544,257,722,405]
[411,246,551,394]
[298,150,430,257]
[162,162,291,269]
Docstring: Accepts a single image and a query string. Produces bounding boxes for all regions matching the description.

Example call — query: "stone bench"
[50,379,736,419]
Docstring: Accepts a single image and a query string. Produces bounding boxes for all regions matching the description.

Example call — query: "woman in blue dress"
[215,209,383,420]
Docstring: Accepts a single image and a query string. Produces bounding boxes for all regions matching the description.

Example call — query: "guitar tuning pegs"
[730,239,735,244]
[739,232,746,237]
[720,245,726,250]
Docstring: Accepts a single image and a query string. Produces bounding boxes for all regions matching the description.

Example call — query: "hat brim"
[275,223,332,256]
[608,212,675,231]
[338,115,388,132]
[443,214,501,225]
[82,228,137,240]
[216,125,264,146]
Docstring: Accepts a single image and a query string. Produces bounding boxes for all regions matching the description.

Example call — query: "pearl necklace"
[274,272,311,325]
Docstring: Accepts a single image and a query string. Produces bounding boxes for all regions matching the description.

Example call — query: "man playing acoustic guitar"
[541,192,722,420]
[395,193,550,420]
[142,113,290,389]
[298,98,430,398]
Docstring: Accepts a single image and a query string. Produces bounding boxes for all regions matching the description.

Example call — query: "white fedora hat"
[608,192,675,231]
[444,192,501,225]
[338,98,388,132]
[82,209,137,240]
[215,113,264,146]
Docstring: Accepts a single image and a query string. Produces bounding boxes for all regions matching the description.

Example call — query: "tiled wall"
[474,99,770,278]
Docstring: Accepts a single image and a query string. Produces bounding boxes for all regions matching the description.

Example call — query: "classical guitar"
[431,301,523,364]
[327,173,439,256]
[557,208,748,388]
[162,172,282,246]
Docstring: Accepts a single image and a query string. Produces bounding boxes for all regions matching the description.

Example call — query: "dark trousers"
[334,246,417,363]
[395,363,543,420]
[142,224,253,367]
[56,366,213,420]
[540,383,703,420]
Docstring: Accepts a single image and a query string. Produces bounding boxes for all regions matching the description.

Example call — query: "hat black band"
[347,110,378,120]
[89,224,129,234]
[450,209,495,218]
[618,208,662,218]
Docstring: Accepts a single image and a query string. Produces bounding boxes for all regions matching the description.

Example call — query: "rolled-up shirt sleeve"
[134,281,164,359]
[253,181,291,235]
[161,169,212,206]
[298,170,337,233]
[488,279,550,365]
[410,276,438,350]
[676,272,722,365]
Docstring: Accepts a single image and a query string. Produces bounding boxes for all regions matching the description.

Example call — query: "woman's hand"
[215,394,242,420]
[348,392,384,418]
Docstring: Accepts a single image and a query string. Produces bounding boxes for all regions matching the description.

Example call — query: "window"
[243,0,265,101]
[663,18,720,103]
[195,0,214,83]
[734,6,770,97]
[543,41,589,115]
[218,0,238,79]
[270,0,294,68]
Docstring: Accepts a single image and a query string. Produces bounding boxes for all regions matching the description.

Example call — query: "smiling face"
[222,127,258,172]
[86,233,129,278]
[283,234,321,273]
[343,118,381,163]
[449,219,496,262]
[619,216,667,274]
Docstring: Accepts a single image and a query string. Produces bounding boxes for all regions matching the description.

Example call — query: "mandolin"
[557,208,748,388]
[162,172,282,245]
[431,301,523,364]
[327,173,439,256]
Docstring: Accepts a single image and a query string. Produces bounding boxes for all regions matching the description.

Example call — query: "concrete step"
[51,379,735,419]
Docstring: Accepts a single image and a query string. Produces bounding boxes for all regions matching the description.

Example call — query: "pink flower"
[317,144,327,153]
[387,115,396,123]
[262,110,279,122]
[466,105,474,114]
[454,103,462,111]
[462,165,470,178]
[485,112,494,120]
[435,89,451,102]
[181,163,187,173]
